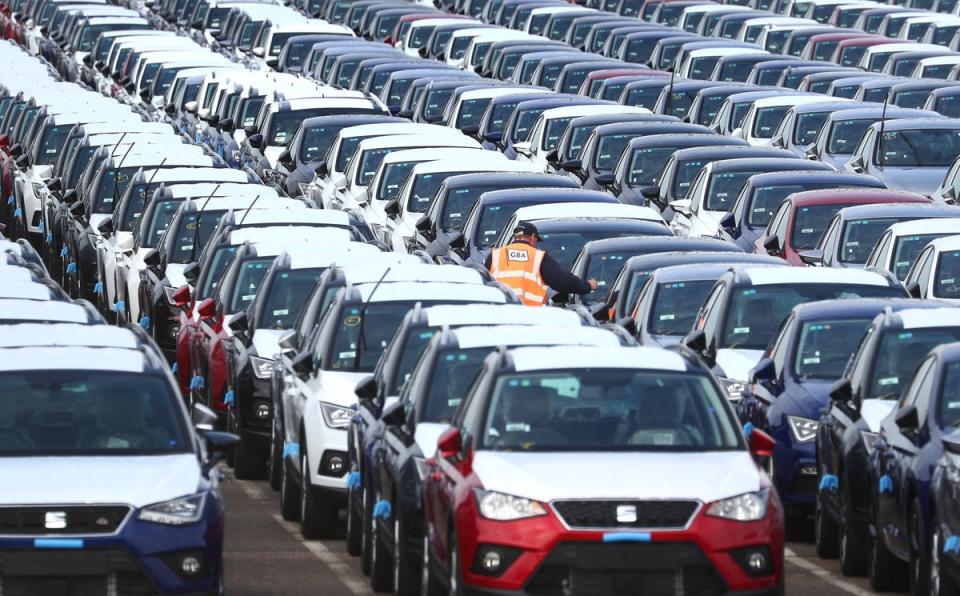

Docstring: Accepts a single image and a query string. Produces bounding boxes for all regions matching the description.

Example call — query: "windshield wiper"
[353,267,391,372]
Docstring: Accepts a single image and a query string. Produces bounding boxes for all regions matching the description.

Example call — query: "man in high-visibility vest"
[486,221,597,306]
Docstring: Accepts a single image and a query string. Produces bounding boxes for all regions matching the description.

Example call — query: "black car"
[815,306,960,581]
[552,113,682,170]
[930,428,960,595]
[413,172,579,256]
[596,73,667,102]
[651,79,724,120]
[444,188,619,266]
[618,77,678,110]
[685,83,753,126]
[597,130,725,204]
[498,95,599,157]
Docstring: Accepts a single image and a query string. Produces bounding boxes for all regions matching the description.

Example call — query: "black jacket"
[485,241,592,295]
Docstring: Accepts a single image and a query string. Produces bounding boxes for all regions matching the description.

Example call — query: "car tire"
[933,521,960,596]
[268,425,282,491]
[233,434,265,480]
[280,454,300,521]
[815,489,839,559]
[362,485,374,575]
[346,483,362,556]
[300,450,337,539]
[911,499,932,596]
[393,514,417,596]
[869,506,906,591]
[370,494,393,592]
[448,532,463,596]
[421,532,443,596]
[840,488,867,576]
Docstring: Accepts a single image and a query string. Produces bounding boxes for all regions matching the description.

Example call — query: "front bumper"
[771,435,817,508]
[0,503,224,594]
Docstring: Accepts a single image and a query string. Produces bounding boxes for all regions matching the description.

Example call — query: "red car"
[755,188,930,266]
[828,35,892,67]
[422,345,784,596]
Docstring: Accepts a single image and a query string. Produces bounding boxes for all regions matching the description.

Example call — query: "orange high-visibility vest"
[489,242,549,306]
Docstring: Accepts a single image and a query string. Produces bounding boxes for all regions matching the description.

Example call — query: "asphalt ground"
[220,470,907,596]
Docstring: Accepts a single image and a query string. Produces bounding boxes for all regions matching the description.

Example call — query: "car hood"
[716,348,765,382]
[472,450,761,504]
[781,379,833,417]
[648,334,683,348]
[822,152,850,170]
[315,370,369,407]
[874,166,946,195]
[251,328,286,359]
[0,454,200,508]
[860,398,896,432]
[414,422,449,456]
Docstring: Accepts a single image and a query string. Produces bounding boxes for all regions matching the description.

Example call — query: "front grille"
[552,500,698,529]
[525,541,727,596]
[0,506,130,535]
[788,473,818,497]
[0,548,157,595]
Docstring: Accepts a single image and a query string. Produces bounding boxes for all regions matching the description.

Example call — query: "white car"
[676,47,769,81]
[735,94,831,146]
[903,234,960,301]
[444,86,551,133]
[857,42,941,72]
[864,218,960,281]
[911,55,960,79]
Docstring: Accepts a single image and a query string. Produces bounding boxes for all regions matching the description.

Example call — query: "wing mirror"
[750,357,776,387]
[62,189,78,205]
[219,118,235,134]
[448,231,466,251]
[748,428,775,458]
[197,297,216,320]
[437,427,462,459]
[415,215,434,240]
[829,378,852,403]
[905,280,922,298]
[762,235,781,256]
[355,375,377,400]
[172,285,191,310]
[292,351,314,376]
[847,154,864,173]
[682,328,715,367]
[278,329,297,355]
[798,249,823,266]
[143,249,162,274]
[227,311,248,333]
[184,101,198,114]
[895,404,919,433]
[719,212,737,237]
[252,46,265,57]
[97,216,114,239]
[381,400,406,427]
[247,133,264,151]
[384,199,401,218]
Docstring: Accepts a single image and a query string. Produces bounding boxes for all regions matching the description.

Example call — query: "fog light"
[255,402,270,419]
[180,556,201,576]
[319,450,348,477]
[169,324,180,338]
[327,454,345,474]
[481,551,501,572]
[747,552,767,572]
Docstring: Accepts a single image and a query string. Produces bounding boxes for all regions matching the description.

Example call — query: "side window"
[630,277,654,324]
[699,283,726,343]
[905,246,933,287]
[868,231,892,268]
[904,357,937,427]
[769,315,793,376]
[767,202,788,240]
[918,250,937,292]
[688,168,708,213]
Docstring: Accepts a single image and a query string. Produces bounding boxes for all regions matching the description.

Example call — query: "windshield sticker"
[734,326,750,334]
[659,314,675,320]
[272,308,288,316]
[878,376,899,386]
[344,315,361,326]
[338,351,356,359]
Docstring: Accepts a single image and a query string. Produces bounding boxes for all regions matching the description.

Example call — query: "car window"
[792,318,872,380]
[648,280,716,337]
[869,327,960,400]
[938,361,960,428]
[934,249,960,299]
[906,357,937,427]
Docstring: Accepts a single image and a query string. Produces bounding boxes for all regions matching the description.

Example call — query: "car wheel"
[299,449,337,539]
[370,493,393,592]
[346,481,362,556]
[840,488,867,576]
[224,408,236,468]
[420,532,443,596]
[868,506,906,591]
[932,521,960,596]
[393,513,417,596]
[279,452,300,521]
[815,489,839,559]
[362,485,374,575]
[448,532,463,596]
[267,424,282,491]
[911,499,932,596]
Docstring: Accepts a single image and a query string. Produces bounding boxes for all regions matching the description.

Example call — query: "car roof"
[0,347,148,372]
[0,283,56,300]
[735,265,893,286]
[653,262,758,283]
[926,234,960,252]
[791,298,942,322]
[709,157,832,172]
[823,106,942,121]
[789,188,929,205]
[442,172,579,190]
[511,202,664,223]
[743,171,882,187]
[0,323,138,349]
[334,263,484,284]
[0,300,91,323]
[506,345,688,372]
[885,218,960,237]
[869,118,960,132]
[447,324,618,349]
[836,203,960,220]
[282,247,401,270]
[352,281,507,303]
[893,307,960,330]
[419,304,582,327]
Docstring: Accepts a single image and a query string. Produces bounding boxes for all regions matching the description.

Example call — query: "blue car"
[872,342,960,593]
[737,299,922,520]
[930,428,960,596]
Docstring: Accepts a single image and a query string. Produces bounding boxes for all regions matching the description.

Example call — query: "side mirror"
[905,280,922,298]
[437,426,462,459]
[47,177,62,192]
[415,215,433,239]
[595,172,616,188]
[316,162,329,177]
[278,329,298,354]
[382,400,406,427]
[943,186,957,204]
[448,231,466,251]
[278,149,293,169]
[292,351,314,376]
[669,198,692,216]
[185,101,198,114]
[847,154,864,173]
[15,154,29,169]
[140,88,151,103]
[558,158,581,172]
[97,216,114,238]
[804,145,819,160]
[748,428,775,458]
[143,249,162,272]
[202,430,240,474]
[228,311,248,333]
[355,375,377,400]
[683,329,715,367]
[384,199,401,218]
[172,285,191,309]
[462,124,479,136]
[798,249,823,266]
[10,143,22,157]
[513,141,532,157]
[220,118,235,134]
[243,124,258,137]
[750,357,776,386]
[829,378,852,403]
[640,186,661,201]
[252,46,265,57]
[68,200,85,218]
[247,133,264,150]
[205,113,220,128]
[762,235,781,256]
[165,102,177,116]
[719,211,737,237]
[182,262,200,285]
[483,131,502,144]
[62,189,78,205]
[192,403,218,430]
[895,404,919,433]
[197,297,217,320]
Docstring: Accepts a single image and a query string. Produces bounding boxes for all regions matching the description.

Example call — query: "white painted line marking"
[784,549,874,596]
[271,513,372,595]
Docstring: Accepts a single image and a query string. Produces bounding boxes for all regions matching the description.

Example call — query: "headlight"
[139,493,205,525]
[705,489,769,522]
[861,430,880,457]
[720,377,745,401]
[163,285,179,306]
[474,489,547,521]
[788,416,818,444]
[321,402,352,429]
[297,182,311,198]
[250,355,273,379]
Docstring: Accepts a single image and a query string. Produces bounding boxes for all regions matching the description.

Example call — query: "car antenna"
[878,93,888,167]
[353,267,391,372]
[135,157,167,206]
[239,193,262,224]
[188,183,221,264]
[665,65,676,116]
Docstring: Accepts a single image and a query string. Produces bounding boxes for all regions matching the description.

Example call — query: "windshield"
[422,347,488,422]
[626,86,662,111]
[892,234,942,280]
[357,148,395,186]
[422,89,455,122]
[722,283,904,349]
[0,371,188,456]
[628,147,674,187]
[457,98,491,130]
[281,39,316,70]
[238,97,264,129]
[543,117,574,152]
[935,250,960,299]
[328,301,425,372]
[689,56,720,79]
[794,112,830,146]
[792,203,849,250]
[593,134,634,172]
[894,90,931,110]
[261,268,325,330]
[300,125,341,163]
[793,319,872,379]
[408,172,464,213]
[392,328,439,395]
[377,161,423,202]
[582,252,629,301]
[94,167,137,215]
[198,246,237,300]
[827,118,872,155]
[649,280,716,336]
[541,226,659,270]
[841,217,903,264]
[441,186,490,233]
[870,327,960,399]
[706,171,754,212]
[697,94,727,125]
[480,369,741,451]
[167,211,223,264]
[476,201,527,247]
[731,101,752,130]
[748,184,806,228]
[752,106,789,139]
[35,124,70,166]
[875,129,960,167]
[227,259,272,312]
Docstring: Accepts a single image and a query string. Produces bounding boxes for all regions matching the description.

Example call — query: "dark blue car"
[930,426,960,596]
